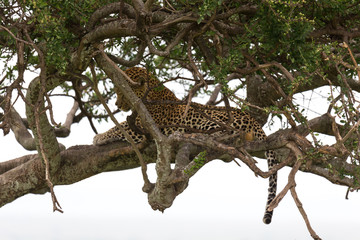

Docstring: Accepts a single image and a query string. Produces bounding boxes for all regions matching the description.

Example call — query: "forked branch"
[268,142,321,240]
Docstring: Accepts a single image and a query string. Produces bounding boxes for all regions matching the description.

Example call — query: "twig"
[169,132,287,179]
[0,25,32,45]
[340,118,360,144]
[146,23,193,56]
[340,42,360,82]
[345,187,350,200]
[243,53,320,145]
[23,27,64,212]
[163,0,176,11]
[44,94,60,127]
[233,159,241,167]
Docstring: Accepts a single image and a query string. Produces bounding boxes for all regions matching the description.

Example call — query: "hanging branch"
[23,28,63,213]
[290,188,321,240]
[268,142,321,240]
[34,104,63,213]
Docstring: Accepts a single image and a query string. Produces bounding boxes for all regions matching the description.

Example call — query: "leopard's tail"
[263,150,277,224]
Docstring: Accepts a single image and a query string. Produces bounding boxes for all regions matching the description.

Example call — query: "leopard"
[93,67,277,224]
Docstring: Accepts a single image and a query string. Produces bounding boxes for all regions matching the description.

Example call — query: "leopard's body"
[93,67,277,224]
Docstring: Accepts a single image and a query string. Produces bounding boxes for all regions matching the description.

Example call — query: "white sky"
[1,80,360,240]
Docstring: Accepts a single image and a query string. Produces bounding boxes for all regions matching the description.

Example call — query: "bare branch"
[290,188,322,240]
[2,1,360,237]
[23,28,65,212]
[95,49,176,205]
[268,142,321,239]
[51,100,80,138]
[206,84,222,105]
[96,47,141,86]
[95,49,164,142]
[0,25,32,45]
[63,101,79,130]
[144,0,155,12]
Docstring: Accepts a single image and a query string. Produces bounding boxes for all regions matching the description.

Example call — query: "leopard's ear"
[137,75,147,85]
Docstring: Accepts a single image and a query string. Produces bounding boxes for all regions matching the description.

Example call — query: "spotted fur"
[93,67,277,224]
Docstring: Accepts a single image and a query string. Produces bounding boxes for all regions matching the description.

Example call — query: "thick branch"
[82,19,138,45]
[25,77,63,172]
[0,154,36,175]
[95,52,176,211]
[0,95,36,150]
[86,2,136,31]
[0,142,156,208]
[0,131,358,210]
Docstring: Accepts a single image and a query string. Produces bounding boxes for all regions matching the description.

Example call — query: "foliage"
[184,150,207,175]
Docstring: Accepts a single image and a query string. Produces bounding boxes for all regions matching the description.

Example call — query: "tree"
[1,1,360,239]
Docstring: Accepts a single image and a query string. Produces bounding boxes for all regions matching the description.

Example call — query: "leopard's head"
[114,67,153,111]
[114,67,178,111]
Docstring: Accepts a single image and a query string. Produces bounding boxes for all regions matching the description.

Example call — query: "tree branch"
[0,154,36,175]
[0,130,357,213]
[268,142,321,239]
[290,188,322,240]
[86,2,136,31]
[82,19,138,45]
[0,142,156,209]
[0,95,36,150]
[54,100,79,138]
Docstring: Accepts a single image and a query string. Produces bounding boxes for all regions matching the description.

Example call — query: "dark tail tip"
[263,211,273,224]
